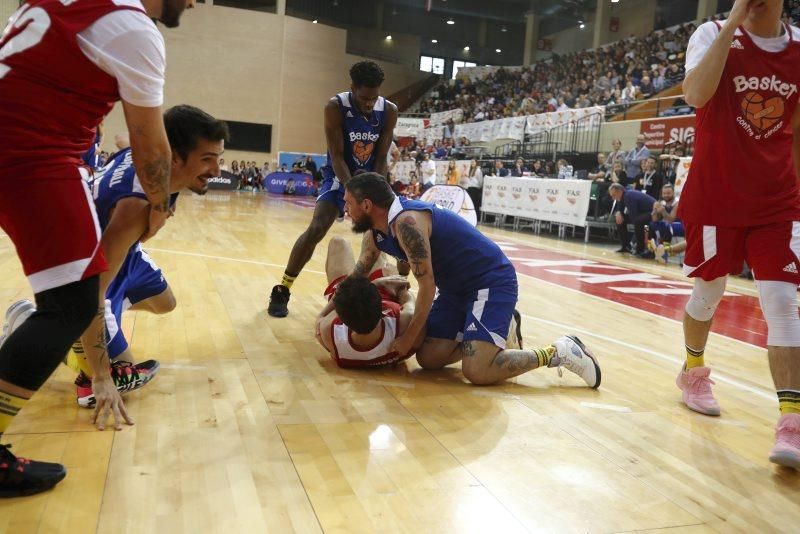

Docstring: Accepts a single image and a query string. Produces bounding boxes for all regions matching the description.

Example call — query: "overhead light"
[495,48,501,53]
[431,39,438,43]
[501,26,507,32]
[463,45,470,51]
[385,35,392,40]
[446,18,455,25]
[391,7,397,15]
[312,19,318,23]
[579,22,586,29]
[612,0,619,2]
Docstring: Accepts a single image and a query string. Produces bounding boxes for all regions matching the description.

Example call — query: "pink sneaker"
[769,413,800,469]
[675,364,721,416]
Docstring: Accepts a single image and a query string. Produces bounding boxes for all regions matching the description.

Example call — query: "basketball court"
[1,192,796,533]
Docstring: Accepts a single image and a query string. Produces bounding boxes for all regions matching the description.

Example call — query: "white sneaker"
[506,309,523,350]
[0,299,36,349]
[550,335,601,388]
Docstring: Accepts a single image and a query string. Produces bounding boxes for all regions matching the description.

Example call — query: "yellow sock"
[778,390,800,416]
[0,389,28,436]
[65,340,94,377]
[534,346,556,368]
[281,273,297,290]
[686,345,705,369]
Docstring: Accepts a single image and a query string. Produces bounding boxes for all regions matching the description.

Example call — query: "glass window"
[420,55,433,72]
[431,57,445,75]
[452,60,465,79]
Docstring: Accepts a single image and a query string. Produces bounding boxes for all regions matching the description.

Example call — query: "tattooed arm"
[122,101,171,241]
[390,212,435,357]
[353,232,381,277]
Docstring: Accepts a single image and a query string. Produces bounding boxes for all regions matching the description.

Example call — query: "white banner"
[451,107,605,144]
[481,177,592,227]
[420,185,478,227]
[392,160,473,185]
[674,157,692,200]
[429,109,464,126]
[422,126,445,146]
[525,106,605,135]
[395,117,428,138]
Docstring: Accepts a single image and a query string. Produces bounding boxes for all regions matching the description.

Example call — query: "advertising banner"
[207,170,240,190]
[481,177,592,227]
[420,185,477,227]
[639,115,696,150]
[265,172,317,196]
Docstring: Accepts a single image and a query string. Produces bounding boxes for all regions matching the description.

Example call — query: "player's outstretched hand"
[373,275,411,297]
[142,205,170,242]
[390,334,414,359]
[91,376,134,431]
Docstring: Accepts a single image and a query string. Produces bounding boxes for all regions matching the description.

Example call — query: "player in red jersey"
[315,236,420,368]
[0,0,191,497]
[678,0,800,468]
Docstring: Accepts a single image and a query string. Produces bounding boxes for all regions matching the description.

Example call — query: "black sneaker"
[513,309,523,350]
[268,285,290,317]
[0,444,66,498]
[615,247,632,254]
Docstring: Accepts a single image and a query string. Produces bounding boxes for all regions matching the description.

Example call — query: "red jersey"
[330,300,408,369]
[0,0,143,174]
[678,23,800,227]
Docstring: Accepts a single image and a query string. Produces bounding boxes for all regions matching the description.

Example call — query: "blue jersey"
[322,91,389,180]
[372,197,517,294]
[88,147,178,232]
[81,130,102,170]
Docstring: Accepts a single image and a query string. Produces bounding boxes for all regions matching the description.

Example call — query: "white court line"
[146,247,326,276]
[580,402,633,413]
[522,312,776,402]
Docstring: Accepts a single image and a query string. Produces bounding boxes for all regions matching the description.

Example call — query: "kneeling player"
[315,236,421,367]
[2,105,228,417]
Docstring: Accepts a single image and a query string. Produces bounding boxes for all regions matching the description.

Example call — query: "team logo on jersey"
[352,141,374,164]
[730,39,744,50]
[738,90,787,139]
[783,262,798,274]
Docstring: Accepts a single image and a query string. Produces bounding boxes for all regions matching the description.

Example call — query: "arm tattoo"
[92,306,109,367]
[141,158,170,211]
[397,217,429,277]
[492,350,537,374]
[354,250,378,277]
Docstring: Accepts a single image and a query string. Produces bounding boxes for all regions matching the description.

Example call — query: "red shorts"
[0,167,107,293]
[683,221,800,283]
[323,269,391,301]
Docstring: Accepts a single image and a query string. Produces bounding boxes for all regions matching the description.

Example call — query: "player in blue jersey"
[1,105,228,426]
[342,173,602,387]
[268,61,398,317]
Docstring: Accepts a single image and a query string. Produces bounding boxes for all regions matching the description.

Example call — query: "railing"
[607,92,693,121]
[518,111,603,161]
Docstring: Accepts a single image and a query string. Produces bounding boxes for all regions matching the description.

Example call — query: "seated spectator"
[587,153,609,182]
[494,160,509,177]
[530,159,545,177]
[639,76,655,98]
[609,183,656,256]
[665,62,685,87]
[609,161,630,188]
[511,157,528,177]
[279,163,288,172]
[634,156,664,199]
[406,176,421,199]
[647,183,684,263]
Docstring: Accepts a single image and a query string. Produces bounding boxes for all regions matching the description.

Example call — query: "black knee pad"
[0,276,99,390]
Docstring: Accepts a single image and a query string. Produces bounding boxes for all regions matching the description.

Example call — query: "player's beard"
[351,213,372,234]
[159,0,187,28]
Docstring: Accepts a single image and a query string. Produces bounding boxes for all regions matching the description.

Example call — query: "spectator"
[494,160,509,177]
[279,163,288,172]
[530,159,545,177]
[420,153,437,191]
[460,159,484,214]
[635,155,664,199]
[665,62,685,87]
[304,155,317,178]
[609,160,630,188]
[639,75,655,98]
[609,183,656,256]
[511,157,528,177]
[219,158,228,172]
[607,138,626,169]
[445,159,459,185]
[624,134,651,178]
[587,153,609,182]
[406,176,421,199]
[231,160,240,175]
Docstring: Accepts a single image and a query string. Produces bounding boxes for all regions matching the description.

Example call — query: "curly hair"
[350,61,385,88]
[333,276,383,334]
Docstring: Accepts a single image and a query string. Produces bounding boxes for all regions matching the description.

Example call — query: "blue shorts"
[649,220,684,240]
[105,245,168,358]
[426,283,518,349]
[317,173,345,216]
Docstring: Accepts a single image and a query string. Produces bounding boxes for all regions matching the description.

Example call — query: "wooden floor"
[1,191,799,533]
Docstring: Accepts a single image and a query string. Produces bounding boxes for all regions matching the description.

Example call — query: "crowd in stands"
[415,20,698,123]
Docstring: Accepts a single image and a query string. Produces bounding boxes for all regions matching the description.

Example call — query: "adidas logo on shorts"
[466,322,478,332]
[783,262,798,274]
[730,39,744,49]
[376,234,384,242]
[346,111,354,118]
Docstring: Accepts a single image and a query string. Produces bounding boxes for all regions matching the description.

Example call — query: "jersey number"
[0,5,52,80]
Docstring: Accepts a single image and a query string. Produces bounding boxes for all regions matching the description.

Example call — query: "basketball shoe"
[506,309,523,350]
[0,444,66,498]
[550,335,601,388]
[675,364,720,416]
[268,285,290,317]
[75,359,161,408]
[0,299,36,349]
[656,243,669,264]
[769,413,800,469]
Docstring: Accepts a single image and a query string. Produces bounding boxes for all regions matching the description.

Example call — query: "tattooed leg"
[460,340,555,385]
